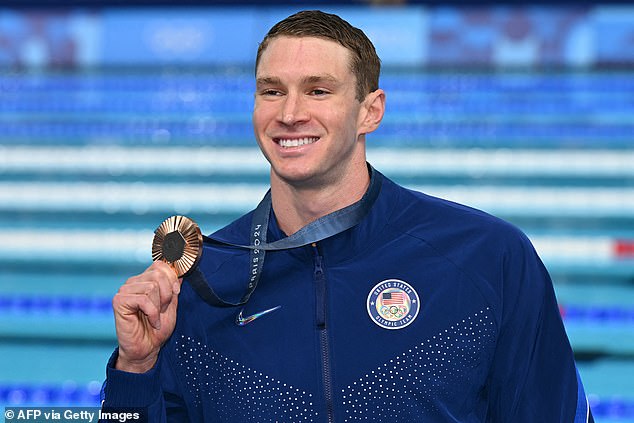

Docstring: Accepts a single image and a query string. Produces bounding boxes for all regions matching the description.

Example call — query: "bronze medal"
[152,215,203,277]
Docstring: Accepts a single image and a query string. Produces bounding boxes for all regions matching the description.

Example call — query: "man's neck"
[270,168,370,236]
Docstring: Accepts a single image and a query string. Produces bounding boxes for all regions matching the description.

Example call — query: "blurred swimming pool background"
[0,4,633,422]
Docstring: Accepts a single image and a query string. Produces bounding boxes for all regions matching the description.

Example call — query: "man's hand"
[112,260,182,373]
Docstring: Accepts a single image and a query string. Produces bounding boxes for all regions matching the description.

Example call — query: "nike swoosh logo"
[236,305,281,326]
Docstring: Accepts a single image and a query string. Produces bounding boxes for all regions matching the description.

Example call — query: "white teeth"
[278,137,318,148]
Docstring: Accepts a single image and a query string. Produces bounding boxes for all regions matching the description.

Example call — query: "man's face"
[253,36,368,189]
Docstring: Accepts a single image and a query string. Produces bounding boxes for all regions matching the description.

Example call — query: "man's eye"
[311,89,329,96]
[261,89,282,96]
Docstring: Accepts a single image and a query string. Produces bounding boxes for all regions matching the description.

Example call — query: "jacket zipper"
[313,244,334,423]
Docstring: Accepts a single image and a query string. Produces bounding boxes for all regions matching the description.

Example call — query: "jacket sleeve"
[100,348,189,422]
[486,234,592,422]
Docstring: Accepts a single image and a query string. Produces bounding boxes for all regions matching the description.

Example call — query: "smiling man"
[102,10,593,422]
[253,24,384,236]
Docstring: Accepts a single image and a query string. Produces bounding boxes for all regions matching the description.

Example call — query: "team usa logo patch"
[367,279,420,330]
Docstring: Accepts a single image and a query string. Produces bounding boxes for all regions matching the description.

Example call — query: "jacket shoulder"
[393,183,531,251]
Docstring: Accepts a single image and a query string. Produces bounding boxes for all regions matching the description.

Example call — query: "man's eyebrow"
[302,74,339,84]
[256,76,281,86]
[255,74,340,86]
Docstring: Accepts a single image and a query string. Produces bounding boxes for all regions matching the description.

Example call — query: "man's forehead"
[256,35,352,72]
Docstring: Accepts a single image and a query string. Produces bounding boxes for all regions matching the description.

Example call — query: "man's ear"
[358,89,386,135]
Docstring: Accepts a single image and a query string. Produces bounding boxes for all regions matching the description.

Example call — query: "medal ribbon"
[187,165,382,307]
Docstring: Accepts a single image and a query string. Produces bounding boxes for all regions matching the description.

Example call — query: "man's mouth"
[276,137,319,148]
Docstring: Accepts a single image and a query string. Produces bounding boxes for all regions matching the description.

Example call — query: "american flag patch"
[382,292,405,305]
[367,279,420,330]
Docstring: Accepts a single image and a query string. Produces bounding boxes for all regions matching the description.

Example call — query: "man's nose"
[280,92,309,125]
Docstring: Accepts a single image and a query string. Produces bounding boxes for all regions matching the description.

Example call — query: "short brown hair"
[255,10,381,102]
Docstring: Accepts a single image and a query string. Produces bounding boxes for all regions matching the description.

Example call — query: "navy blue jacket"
[103,170,591,422]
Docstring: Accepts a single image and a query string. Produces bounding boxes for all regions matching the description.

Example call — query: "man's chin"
[272,168,329,189]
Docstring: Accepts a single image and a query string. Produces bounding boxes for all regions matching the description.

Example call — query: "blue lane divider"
[588,396,634,420]
[2,294,634,324]
[0,382,101,406]
[0,382,633,419]
[0,295,111,315]
[560,305,634,323]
